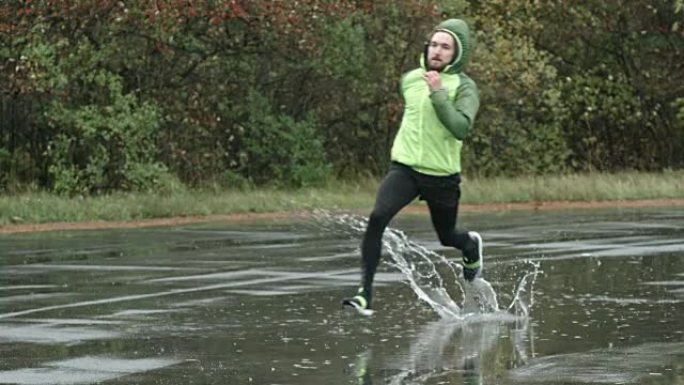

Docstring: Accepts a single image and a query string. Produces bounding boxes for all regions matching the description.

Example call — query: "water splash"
[507,260,541,317]
[314,210,541,319]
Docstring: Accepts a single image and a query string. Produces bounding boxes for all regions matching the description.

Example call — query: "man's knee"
[368,209,391,229]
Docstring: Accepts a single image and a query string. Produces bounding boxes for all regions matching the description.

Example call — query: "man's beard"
[429,59,447,71]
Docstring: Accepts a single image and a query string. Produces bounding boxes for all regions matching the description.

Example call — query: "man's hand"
[423,71,443,92]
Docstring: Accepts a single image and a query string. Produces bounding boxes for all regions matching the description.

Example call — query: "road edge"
[2,198,684,234]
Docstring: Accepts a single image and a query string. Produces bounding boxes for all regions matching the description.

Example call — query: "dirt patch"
[2,198,684,235]
[458,198,684,212]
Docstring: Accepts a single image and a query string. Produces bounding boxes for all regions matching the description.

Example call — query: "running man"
[344,18,483,314]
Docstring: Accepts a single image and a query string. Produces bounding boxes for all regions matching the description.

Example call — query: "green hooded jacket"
[390,18,480,176]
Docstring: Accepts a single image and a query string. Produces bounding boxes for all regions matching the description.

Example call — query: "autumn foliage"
[1,0,683,193]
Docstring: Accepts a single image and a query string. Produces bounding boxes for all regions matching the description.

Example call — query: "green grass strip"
[1,171,683,226]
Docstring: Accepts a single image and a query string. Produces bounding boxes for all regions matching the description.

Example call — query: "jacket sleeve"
[429,75,480,140]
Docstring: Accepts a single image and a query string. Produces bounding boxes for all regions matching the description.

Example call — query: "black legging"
[361,163,476,298]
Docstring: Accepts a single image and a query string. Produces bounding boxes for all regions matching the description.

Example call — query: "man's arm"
[429,76,480,140]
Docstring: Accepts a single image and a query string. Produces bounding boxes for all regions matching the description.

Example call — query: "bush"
[47,71,169,195]
[240,91,332,187]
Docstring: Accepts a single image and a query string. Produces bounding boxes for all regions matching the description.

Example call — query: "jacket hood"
[421,18,472,74]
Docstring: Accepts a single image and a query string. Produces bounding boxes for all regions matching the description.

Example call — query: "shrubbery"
[47,72,167,194]
[241,91,331,187]
[1,1,682,193]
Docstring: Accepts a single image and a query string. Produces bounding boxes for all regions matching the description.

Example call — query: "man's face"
[427,31,456,71]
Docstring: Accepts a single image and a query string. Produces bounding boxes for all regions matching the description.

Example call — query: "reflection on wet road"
[1,207,683,384]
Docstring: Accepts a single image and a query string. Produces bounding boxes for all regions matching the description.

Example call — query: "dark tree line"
[1,0,683,194]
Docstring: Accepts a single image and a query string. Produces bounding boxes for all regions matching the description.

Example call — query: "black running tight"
[361,163,475,297]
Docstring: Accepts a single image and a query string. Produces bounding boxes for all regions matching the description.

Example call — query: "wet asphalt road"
[1,207,683,385]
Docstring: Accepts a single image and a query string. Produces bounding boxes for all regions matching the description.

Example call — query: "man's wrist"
[429,87,449,102]
[430,86,447,94]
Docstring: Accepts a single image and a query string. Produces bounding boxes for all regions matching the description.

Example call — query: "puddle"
[1,207,683,384]
[0,324,119,344]
[510,342,684,384]
[0,356,181,385]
